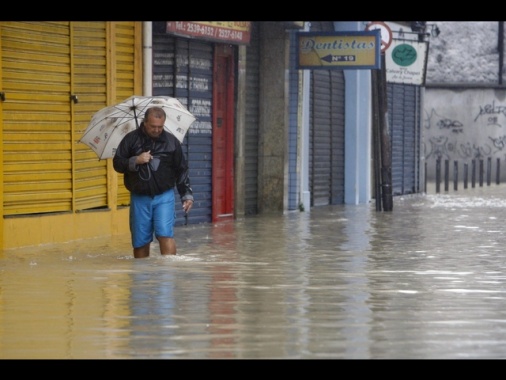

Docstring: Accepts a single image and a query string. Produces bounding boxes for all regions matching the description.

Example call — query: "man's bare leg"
[133,243,150,258]
[158,236,177,256]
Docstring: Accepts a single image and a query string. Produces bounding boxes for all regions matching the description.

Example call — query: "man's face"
[144,115,165,139]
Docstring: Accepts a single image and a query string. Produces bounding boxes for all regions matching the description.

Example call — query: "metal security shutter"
[309,21,345,207]
[244,22,260,215]
[114,22,140,207]
[310,70,331,206]
[153,23,213,225]
[387,83,421,195]
[72,22,139,210]
[1,22,72,215]
[74,22,108,210]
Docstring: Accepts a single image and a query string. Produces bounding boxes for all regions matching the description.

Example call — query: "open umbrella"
[79,95,196,159]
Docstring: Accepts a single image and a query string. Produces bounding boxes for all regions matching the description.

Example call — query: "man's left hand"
[183,199,193,213]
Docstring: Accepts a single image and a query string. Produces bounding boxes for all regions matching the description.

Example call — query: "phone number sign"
[166,22,251,45]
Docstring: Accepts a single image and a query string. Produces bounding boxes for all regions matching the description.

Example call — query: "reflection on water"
[2,185,506,359]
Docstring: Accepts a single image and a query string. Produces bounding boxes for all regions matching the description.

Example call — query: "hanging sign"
[296,31,381,70]
[385,39,429,85]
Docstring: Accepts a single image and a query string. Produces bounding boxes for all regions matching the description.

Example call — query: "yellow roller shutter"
[74,21,142,210]
[113,22,142,207]
[73,21,109,210]
[1,21,141,216]
[1,22,72,215]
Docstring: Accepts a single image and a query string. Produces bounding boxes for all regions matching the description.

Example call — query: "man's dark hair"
[144,106,166,121]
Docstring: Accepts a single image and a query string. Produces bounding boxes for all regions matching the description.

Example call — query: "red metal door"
[212,45,235,222]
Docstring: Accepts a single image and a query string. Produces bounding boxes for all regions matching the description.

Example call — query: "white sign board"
[386,39,428,85]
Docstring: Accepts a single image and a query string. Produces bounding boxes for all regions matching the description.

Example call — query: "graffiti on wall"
[424,99,506,162]
[473,100,506,126]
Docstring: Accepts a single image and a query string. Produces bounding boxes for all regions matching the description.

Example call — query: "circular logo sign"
[391,44,417,66]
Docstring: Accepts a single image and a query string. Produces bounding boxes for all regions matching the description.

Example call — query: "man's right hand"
[136,150,153,164]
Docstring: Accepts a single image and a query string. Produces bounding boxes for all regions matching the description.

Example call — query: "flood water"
[2,184,506,359]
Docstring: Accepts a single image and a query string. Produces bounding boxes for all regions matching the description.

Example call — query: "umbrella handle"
[139,163,151,181]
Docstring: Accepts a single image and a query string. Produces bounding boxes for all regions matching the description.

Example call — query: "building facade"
[0,21,425,250]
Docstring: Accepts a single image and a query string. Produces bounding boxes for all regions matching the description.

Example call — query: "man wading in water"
[113,106,194,258]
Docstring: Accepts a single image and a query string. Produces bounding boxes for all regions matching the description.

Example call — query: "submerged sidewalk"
[2,184,506,358]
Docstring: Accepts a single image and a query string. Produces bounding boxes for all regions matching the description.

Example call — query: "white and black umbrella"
[80,95,196,159]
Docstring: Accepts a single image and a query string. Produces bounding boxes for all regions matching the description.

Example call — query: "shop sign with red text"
[166,22,251,45]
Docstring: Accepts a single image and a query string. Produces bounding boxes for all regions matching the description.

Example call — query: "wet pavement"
[2,183,506,359]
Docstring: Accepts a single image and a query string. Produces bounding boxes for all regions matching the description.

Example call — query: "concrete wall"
[423,22,506,183]
[426,22,501,85]
[423,87,506,182]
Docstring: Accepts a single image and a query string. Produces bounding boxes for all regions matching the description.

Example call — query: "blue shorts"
[130,189,176,248]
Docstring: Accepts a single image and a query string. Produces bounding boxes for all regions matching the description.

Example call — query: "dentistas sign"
[296,31,381,70]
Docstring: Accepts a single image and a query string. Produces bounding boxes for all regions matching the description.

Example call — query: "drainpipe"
[499,21,504,86]
[143,22,153,96]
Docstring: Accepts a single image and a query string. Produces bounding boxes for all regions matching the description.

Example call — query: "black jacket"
[113,124,193,201]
